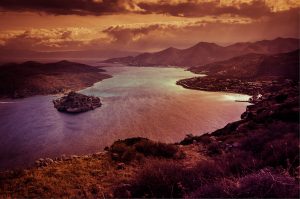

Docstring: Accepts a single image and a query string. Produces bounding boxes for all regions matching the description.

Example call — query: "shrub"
[135,141,178,158]
[206,142,222,155]
[217,151,260,176]
[235,169,299,198]
[260,133,299,174]
[122,159,186,198]
[189,169,300,198]
[188,179,235,198]
[120,148,137,163]
[190,160,225,182]
[239,121,299,158]
[109,137,178,163]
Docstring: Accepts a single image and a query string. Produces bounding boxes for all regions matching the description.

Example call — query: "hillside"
[103,38,299,67]
[189,49,299,80]
[0,60,111,98]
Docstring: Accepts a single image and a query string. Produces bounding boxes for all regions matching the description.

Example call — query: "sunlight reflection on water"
[0,67,250,169]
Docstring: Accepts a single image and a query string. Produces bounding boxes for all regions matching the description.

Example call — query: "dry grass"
[0,153,138,198]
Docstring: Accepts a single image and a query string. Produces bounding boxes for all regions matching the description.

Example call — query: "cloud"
[0,0,132,15]
[101,7,300,50]
[0,0,299,18]
[138,0,272,18]
[0,7,298,52]
[0,28,108,51]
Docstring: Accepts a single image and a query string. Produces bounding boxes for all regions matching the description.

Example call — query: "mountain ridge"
[103,37,299,67]
[189,49,299,80]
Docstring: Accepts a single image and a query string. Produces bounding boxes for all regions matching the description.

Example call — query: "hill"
[103,38,299,67]
[0,60,111,98]
[189,49,299,80]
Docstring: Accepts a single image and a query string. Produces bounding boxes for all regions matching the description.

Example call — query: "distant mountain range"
[0,49,138,63]
[103,38,299,67]
[189,49,299,80]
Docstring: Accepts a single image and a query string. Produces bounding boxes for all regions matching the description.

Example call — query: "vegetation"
[108,137,180,163]
[113,84,299,198]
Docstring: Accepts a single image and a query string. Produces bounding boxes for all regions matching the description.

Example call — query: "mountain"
[189,49,299,80]
[0,49,139,64]
[103,38,299,67]
[0,60,111,98]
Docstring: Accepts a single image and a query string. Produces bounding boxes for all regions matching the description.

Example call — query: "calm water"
[0,67,249,169]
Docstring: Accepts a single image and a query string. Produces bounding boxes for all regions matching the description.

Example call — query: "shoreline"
[0,73,112,100]
[1,74,296,168]
[0,70,299,198]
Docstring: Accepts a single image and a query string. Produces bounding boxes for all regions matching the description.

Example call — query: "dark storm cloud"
[0,0,133,15]
[138,0,272,18]
[0,0,296,18]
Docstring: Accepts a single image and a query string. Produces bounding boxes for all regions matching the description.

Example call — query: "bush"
[235,169,299,198]
[121,159,186,198]
[135,141,178,158]
[109,137,178,163]
[217,151,260,176]
[260,133,299,174]
[188,179,235,198]
[206,142,222,155]
[189,169,299,198]
[189,160,225,183]
[240,122,298,154]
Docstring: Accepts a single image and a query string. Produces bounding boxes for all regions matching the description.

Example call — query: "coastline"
[0,60,113,99]
[0,71,299,198]
[0,73,112,100]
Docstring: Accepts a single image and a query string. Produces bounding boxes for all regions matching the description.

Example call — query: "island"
[53,91,102,113]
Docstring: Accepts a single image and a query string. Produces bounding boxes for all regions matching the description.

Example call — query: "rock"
[95,152,105,156]
[116,163,125,170]
[45,158,54,164]
[35,158,54,167]
[70,155,80,159]
[35,160,41,167]
[53,91,101,113]
[232,142,240,147]
[61,155,71,161]
[111,153,119,160]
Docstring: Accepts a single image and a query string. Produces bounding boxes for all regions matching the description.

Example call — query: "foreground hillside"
[0,81,298,198]
[0,60,111,98]
[103,38,299,67]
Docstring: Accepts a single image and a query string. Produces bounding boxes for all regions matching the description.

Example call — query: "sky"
[0,0,299,55]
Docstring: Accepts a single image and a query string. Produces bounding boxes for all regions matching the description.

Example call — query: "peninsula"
[0,60,111,98]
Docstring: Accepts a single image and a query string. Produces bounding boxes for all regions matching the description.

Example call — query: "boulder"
[116,163,125,170]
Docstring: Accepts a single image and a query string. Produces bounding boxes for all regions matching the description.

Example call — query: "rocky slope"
[103,38,299,67]
[0,60,111,98]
